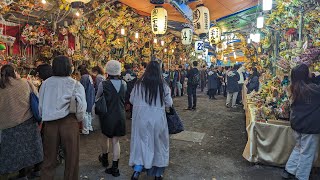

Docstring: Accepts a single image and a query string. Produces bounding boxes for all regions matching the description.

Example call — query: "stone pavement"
[57,90,285,180]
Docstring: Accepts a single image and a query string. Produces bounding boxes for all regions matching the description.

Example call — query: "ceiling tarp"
[119,0,258,22]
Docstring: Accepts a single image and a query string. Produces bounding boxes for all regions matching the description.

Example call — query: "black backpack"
[191,71,200,85]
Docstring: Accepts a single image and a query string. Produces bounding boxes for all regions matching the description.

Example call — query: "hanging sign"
[209,26,221,45]
[151,6,168,35]
[193,4,210,35]
[195,40,204,53]
[181,27,193,45]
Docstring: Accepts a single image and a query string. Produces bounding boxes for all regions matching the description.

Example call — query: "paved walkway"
[56,90,284,180]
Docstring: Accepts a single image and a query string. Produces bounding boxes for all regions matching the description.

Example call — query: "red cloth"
[0,23,21,55]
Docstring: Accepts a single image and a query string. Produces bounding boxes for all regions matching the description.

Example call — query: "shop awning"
[119,0,258,22]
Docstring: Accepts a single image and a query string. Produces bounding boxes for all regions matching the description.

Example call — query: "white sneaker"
[81,130,89,135]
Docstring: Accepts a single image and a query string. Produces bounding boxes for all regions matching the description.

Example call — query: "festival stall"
[241,0,320,166]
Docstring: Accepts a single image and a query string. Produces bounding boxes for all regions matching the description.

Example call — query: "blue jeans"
[286,131,320,180]
[133,165,165,177]
[187,85,197,108]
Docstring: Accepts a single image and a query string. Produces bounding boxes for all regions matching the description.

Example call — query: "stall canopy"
[120,0,258,22]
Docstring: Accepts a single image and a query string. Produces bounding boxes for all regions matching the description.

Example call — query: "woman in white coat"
[129,60,173,180]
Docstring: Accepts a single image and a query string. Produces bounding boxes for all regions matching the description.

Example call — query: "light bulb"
[121,28,125,35]
[41,0,47,4]
[247,38,251,43]
[75,11,80,17]
[263,0,272,11]
[172,49,174,53]
[250,33,254,40]
[253,33,261,43]
[164,48,167,52]
[135,32,139,39]
[234,52,237,59]
[154,38,158,44]
[161,40,165,46]
[257,16,264,29]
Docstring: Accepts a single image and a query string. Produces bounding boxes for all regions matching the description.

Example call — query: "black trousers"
[236,84,244,104]
[223,85,227,97]
[208,88,217,98]
[200,80,205,92]
[187,85,197,108]
[217,82,222,95]
[181,81,184,96]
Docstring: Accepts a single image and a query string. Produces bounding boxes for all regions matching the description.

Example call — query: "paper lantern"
[0,44,6,51]
[195,40,204,53]
[209,26,221,45]
[151,6,168,35]
[193,4,210,35]
[181,28,193,45]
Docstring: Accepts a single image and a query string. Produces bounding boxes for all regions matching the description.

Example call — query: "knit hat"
[106,60,121,76]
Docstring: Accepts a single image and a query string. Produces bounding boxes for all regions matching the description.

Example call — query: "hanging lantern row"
[151,6,168,35]
[209,26,221,46]
[193,4,210,36]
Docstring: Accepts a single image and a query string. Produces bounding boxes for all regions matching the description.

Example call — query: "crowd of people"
[0,57,263,180]
[2,56,320,180]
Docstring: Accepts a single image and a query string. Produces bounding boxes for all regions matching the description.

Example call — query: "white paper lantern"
[193,4,210,35]
[181,28,193,45]
[195,40,204,53]
[151,6,168,35]
[209,26,221,45]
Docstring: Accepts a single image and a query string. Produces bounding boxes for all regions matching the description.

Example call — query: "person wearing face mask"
[207,67,219,99]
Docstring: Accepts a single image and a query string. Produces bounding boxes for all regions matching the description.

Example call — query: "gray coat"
[129,84,173,169]
[226,70,240,93]
[207,71,218,89]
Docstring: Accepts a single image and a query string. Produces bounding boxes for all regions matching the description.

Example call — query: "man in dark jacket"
[186,61,200,110]
[121,64,137,117]
[226,66,240,108]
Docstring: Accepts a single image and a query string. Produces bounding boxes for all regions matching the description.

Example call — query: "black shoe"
[281,170,296,179]
[131,171,140,180]
[192,106,196,110]
[105,160,120,177]
[212,97,217,100]
[99,153,109,167]
[184,107,192,110]
[155,176,163,180]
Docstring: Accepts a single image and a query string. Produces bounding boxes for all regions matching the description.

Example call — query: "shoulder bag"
[166,106,184,134]
[95,81,108,115]
[27,81,42,123]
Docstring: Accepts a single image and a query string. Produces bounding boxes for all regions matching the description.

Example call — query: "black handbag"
[166,107,184,134]
[95,82,107,115]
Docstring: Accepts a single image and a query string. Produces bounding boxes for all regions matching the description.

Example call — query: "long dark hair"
[0,64,16,89]
[250,67,259,79]
[290,64,313,103]
[136,60,165,106]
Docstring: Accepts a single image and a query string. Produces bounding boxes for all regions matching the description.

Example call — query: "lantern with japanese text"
[193,4,210,35]
[209,26,221,46]
[151,6,168,35]
[195,40,204,53]
[181,27,193,45]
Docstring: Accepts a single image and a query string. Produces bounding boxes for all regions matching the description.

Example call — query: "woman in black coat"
[247,67,260,94]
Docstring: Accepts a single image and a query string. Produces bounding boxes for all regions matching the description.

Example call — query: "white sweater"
[237,66,245,84]
[39,76,87,121]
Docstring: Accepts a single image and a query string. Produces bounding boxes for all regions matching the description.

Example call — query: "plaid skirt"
[0,117,43,174]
